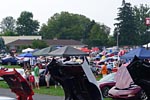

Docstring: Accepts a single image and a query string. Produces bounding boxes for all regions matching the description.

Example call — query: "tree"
[87,23,109,46]
[39,11,110,47]
[0,16,16,35]
[114,0,138,46]
[0,37,5,50]
[40,12,92,40]
[32,39,48,49]
[133,4,150,45]
[16,11,39,36]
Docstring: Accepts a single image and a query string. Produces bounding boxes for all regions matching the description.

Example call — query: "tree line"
[0,0,150,48]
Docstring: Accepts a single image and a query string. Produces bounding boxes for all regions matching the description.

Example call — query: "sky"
[0,0,149,34]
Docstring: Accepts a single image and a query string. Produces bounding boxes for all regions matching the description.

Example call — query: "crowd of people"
[20,48,126,89]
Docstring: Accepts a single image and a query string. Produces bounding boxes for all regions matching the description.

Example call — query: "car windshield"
[98,73,116,82]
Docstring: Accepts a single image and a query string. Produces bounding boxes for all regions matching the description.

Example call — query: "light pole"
[116,32,120,60]
[117,32,120,51]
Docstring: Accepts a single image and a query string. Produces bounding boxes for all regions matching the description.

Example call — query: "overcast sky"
[0,0,149,33]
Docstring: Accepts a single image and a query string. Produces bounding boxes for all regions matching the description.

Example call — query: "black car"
[47,58,103,100]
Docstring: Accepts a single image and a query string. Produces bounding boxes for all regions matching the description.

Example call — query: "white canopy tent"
[143,43,150,48]
[22,48,34,53]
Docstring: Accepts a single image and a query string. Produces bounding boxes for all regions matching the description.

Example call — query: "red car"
[108,64,147,100]
[0,68,34,100]
[97,72,116,98]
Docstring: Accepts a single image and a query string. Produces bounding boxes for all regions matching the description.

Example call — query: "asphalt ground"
[0,88,64,100]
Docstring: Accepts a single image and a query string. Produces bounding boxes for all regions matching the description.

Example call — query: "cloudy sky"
[0,0,149,33]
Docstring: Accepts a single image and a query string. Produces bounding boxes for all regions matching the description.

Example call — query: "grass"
[33,86,64,96]
[3,65,21,68]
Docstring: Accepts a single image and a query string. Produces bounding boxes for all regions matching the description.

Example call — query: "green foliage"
[16,11,40,36]
[114,0,150,46]
[40,11,110,47]
[40,12,91,40]
[3,31,18,36]
[0,37,5,50]
[32,39,48,49]
[0,16,16,34]
[133,4,150,45]
[33,86,64,96]
[114,0,138,46]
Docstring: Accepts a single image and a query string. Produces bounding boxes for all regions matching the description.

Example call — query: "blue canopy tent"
[120,47,150,60]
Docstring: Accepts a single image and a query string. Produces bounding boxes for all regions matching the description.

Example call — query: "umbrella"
[48,46,89,56]
[18,52,34,57]
[32,46,58,56]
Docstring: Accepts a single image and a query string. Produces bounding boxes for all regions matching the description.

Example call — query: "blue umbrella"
[18,52,34,57]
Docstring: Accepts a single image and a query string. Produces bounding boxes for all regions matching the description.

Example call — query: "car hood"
[0,68,34,100]
[127,56,150,99]
[47,58,103,100]
[114,63,133,89]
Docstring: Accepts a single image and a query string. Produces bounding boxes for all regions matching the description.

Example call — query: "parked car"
[105,51,118,57]
[92,57,115,73]
[0,56,18,65]
[0,68,25,81]
[127,56,150,100]
[0,68,34,99]
[47,58,103,100]
[97,72,116,98]
[108,64,148,100]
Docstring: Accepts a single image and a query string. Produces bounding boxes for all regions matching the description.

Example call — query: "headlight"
[128,94,135,97]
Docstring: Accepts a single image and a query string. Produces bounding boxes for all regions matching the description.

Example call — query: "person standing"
[24,68,31,83]
[29,72,35,89]
[34,63,40,89]
[45,66,51,88]
[100,62,108,77]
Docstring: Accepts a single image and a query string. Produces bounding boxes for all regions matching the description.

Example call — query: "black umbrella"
[48,46,89,56]
[32,46,58,56]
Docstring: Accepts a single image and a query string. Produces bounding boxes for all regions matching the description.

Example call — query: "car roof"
[98,72,116,83]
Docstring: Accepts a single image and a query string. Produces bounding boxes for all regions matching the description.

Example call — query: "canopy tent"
[143,43,150,47]
[22,48,34,53]
[32,46,58,56]
[120,47,150,59]
[48,46,89,56]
